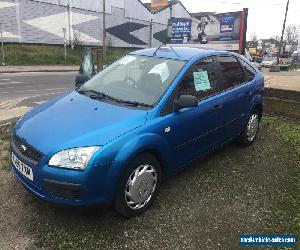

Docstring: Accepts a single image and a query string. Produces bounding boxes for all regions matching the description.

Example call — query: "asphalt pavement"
[0,71,76,103]
[262,68,300,92]
[0,71,77,123]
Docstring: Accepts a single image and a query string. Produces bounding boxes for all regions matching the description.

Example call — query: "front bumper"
[11,149,115,206]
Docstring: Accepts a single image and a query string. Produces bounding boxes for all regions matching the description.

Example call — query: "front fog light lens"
[49,146,100,170]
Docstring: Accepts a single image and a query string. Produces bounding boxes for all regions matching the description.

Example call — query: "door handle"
[212,104,223,111]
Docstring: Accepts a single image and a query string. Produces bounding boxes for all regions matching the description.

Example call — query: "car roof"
[130,46,233,61]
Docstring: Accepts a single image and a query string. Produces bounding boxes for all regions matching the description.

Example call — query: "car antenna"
[153,46,181,59]
[153,46,162,56]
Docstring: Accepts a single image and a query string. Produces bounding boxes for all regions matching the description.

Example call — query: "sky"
[143,0,300,40]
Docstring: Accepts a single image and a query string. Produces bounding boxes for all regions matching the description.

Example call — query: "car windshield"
[80,55,186,107]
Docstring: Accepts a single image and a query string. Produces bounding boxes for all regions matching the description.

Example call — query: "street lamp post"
[0,25,5,66]
[62,28,67,62]
[102,0,106,69]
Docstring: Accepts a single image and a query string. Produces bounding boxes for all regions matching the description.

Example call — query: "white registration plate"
[12,153,33,181]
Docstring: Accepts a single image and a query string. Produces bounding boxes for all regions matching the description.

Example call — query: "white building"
[0,0,190,47]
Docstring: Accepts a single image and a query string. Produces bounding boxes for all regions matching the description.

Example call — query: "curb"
[0,118,17,127]
[0,65,79,74]
[264,88,300,102]
[0,69,78,74]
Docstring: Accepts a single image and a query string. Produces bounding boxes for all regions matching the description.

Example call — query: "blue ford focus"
[11,47,264,217]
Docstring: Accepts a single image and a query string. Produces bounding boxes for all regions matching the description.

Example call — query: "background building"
[0,0,190,48]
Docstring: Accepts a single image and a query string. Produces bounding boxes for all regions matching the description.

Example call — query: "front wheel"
[113,154,161,217]
[237,111,260,146]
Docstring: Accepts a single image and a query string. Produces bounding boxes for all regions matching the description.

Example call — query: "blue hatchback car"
[11,47,264,217]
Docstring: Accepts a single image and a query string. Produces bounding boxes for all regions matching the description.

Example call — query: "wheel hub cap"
[125,164,157,210]
[246,114,259,141]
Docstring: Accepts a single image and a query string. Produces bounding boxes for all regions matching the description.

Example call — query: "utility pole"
[0,23,5,66]
[102,0,106,69]
[166,1,173,44]
[149,19,153,48]
[277,0,290,64]
[63,28,67,62]
[170,1,173,20]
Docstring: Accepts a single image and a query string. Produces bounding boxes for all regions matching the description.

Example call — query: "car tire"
[237,110,260,146]
[113,153,162,217]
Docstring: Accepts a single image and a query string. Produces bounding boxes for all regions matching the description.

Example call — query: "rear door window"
[216,56,244,90]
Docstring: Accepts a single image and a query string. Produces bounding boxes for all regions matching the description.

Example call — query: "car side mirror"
[174,95,198,111]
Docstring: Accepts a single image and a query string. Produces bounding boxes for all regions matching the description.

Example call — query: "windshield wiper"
[92,95,153,108]
[78,88,103,96]
[78,88,114,101]
[78,88,152,108]
[114,99,153,108]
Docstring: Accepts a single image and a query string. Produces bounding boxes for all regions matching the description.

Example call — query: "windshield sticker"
[149,62,170,83]
[193,71,211,91]
[118,55,136,65]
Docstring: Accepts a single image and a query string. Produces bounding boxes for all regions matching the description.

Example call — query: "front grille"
[12,135,43,165]
[44,179,82,200]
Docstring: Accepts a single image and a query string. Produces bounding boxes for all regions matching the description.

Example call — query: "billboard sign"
[170,19,192,43]
[167,9,248,54]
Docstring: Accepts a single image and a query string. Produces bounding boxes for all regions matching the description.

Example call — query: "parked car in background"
[292,51,300,65]
[11,47,264,217]
[254,57,263,63]
[279,57,293,65]
[261,56,277,67]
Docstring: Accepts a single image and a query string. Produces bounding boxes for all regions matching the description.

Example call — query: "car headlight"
[49,146,100,170]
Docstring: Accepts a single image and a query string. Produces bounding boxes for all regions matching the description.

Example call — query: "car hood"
[15,91,148,155]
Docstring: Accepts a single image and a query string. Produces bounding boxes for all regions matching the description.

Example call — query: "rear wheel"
[113,153,161,217]
[238,110,260,146]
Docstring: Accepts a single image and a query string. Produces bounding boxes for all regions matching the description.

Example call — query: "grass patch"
[262,116,300,158]
[25,116,300,249]
[2,44,129,66]
[0,116,299,249]
[0,123,14,170]
[288,64,300,71]
[261,116,300,241]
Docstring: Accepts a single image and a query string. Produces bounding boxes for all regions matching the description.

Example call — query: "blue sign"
[220,15,235,33]
[240,234,297,247]
[171,19,192,37]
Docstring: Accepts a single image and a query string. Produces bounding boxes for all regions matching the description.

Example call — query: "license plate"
[12,153,33,181]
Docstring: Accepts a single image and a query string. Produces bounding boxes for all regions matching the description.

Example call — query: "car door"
[214,55,256,140]
[159,56,227,168]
